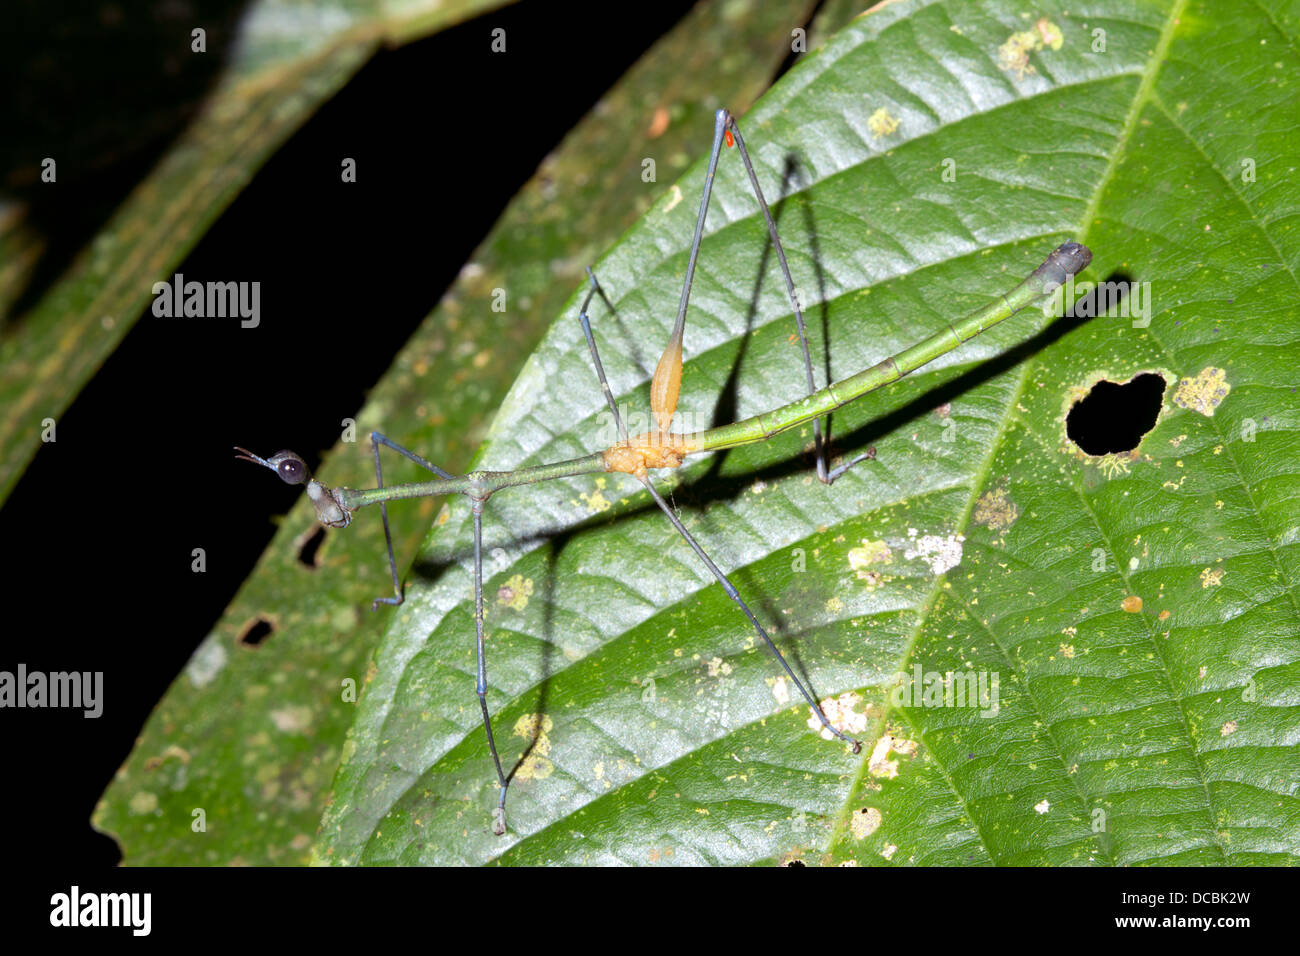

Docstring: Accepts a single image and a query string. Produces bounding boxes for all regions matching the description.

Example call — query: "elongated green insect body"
[337,242,1090,505]
[689,242,1091,455]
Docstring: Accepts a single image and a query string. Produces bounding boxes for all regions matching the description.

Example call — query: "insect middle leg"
[368,430,454,611]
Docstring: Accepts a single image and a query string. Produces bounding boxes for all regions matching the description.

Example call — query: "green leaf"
[92,0,823,865]
[0,0,508,505]
[317,0,1300,865]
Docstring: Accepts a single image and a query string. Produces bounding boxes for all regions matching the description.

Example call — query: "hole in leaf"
[296,525,326,568]
[239,616,274,648]
[1066,373,1166,455]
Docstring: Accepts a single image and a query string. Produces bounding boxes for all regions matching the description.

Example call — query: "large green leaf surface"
[92,0,824,865]
[318,0,1300,865]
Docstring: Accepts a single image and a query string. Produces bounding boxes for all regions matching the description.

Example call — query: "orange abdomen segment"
[650,332,683,434]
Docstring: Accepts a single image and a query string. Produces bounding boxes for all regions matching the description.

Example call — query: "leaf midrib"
[820,0,1193,865]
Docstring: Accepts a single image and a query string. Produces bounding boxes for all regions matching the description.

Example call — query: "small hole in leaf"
[296,526,326,568]
[1066,373,1166,455]
[239,616,274,648]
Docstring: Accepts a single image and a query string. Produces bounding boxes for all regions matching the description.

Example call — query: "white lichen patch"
[850,806,883,840]
[903,528,964,575]
[128,791,159,815]
[663,183,683,213]
[270,705,313,733]
[807,691,868,741]
[1034,798,1051,814]
[186,640,227,688]
[1200,567,1224,588]
[1173,367,1230,416]
[1220,720,1238,737]
[868,733,918,779]
[771,676,790,705]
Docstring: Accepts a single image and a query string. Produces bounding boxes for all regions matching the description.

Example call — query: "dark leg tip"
[492,808,507,836]
[850,739,863,755]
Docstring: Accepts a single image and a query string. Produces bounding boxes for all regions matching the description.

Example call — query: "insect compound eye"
[274,452,307,485]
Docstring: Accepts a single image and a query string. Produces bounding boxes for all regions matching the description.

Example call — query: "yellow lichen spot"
[144,744,192,770]
[850,807,883,840]
[973,487,1020,531]
[513,713,553,747]
[512,713,554,779]
[808,691,868,741]
[435,503,450,526]
[1200,567,1224,588]
[867,107,900,138]
[998,19,1063,79]
[848,538,892,579]
[1173,367,1230,416]
[1220,720,1238,737]
[1158,609,1171,621]
[1122,595,1143,613]
[1035,17,1064,50]
[1059,643,1076,659]
[997,31,1039,78]
[516,754,554,780]
[825,596,844,615]
[1096,453,1132,479]
[497,573,534,610]
[706,657,733,678]
[580,477,612,513]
